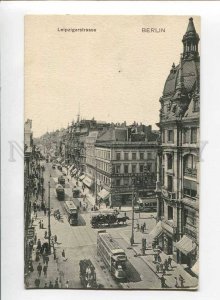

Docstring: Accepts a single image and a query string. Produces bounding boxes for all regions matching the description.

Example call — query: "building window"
[168,130,174,142]
[184,209,196,226]
[116,152,121,160]
[147,163,152,172]
[124,178,129,186]
[167,175,173,192]
[193,99,199,112]
[183,128,189,144]
[168,206,173,220]
[140,152,144,160]
[124,164,129,174]
[147,152,152,159]
[139,164,144,173]
[115,164,121,174]
[124,152,129,160]
[116,179,121,186]
[167,154,173,170]
[191,128,197,144]
[162,130,166,143]
[184,154,197,177]
[132,164,136,173]
[132,152,137,160]
[183,179,197,198]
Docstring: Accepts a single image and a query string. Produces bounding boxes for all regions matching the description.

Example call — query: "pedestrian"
[49,281,54,288]
[160,275,166,288]
[65,280,69,288]
[54,278,59,288]
[37,263,42,277]
[34,234,37,244]
[154,253,158,263]
[158,254,161,263]
[174,276,179,288]
[37,239,41,250]
[41,221,44,229]
[39,220,42,229]
[54,235,57,243]
[168,256,172,269]
[34,278,40,288]
[164,259,169,271]
[45,255,49,266]
[54,249,57,260]
[43,265,47,277]
[156,263,160,273]
[136,223,140,231]
[44,231,47,239]
[62,249,67,261]
[143,222,146,231]
[44,207,47,216]
[179,275,185,288]
[162,263,166,275]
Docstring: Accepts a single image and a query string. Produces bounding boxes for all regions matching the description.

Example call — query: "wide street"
[41,162,161,289]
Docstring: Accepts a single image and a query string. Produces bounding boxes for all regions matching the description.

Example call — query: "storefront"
[83,176,94,189]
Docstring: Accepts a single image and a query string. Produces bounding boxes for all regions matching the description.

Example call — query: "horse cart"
[79,259,97,288]
[91,210,129,228]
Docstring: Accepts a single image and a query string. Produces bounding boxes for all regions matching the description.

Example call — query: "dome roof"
[163,59,200,96]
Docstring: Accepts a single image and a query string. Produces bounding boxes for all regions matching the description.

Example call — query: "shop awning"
[69,164,75,171]
[77,171,81,176]
[191,260,199,276]
[83,177,93,188]
[98,189,110,200]
[79,175,85,181]
[71,168,77,175]
[175,235,196,256]
[149,221,163,239]
[57,157,62,162]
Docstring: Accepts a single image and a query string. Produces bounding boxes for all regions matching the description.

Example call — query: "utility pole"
[48,180,51,254]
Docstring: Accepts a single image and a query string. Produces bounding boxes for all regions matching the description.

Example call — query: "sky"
[25,15,200,137]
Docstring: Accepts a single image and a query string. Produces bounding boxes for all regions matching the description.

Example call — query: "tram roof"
[64,200,77,209]
[98,232,125,253]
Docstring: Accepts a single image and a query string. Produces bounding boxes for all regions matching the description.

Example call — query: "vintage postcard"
[24,15,200,290]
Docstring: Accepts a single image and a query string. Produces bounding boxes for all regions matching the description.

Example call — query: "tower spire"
[182,17,200,60]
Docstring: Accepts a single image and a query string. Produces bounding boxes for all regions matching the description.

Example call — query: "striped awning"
[98,189,110,200]
[149,221,163,239]
[71,168,77,175]
[175,235,196,256]
[83,177,93,188]
[79,175,85,181]
[69,164,75,171]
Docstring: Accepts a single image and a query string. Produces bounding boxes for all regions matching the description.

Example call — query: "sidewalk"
[122,229,198,289]
[25,210,65,289]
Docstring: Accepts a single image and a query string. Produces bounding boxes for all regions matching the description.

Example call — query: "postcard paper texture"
[24,15,200,290]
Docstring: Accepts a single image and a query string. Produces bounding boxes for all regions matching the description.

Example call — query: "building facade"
[95,127,158,206]
[155,18,200,268]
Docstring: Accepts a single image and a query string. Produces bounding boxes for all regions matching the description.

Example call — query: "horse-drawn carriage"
[91,210,129,228]
[79,259,97,288]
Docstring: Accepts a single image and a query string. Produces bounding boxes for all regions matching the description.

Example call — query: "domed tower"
[155,18,200,268]
[160,17,200,122]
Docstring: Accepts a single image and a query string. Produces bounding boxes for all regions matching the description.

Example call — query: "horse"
[116,215,129,225]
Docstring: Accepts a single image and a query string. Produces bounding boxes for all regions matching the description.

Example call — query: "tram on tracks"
[56,184,65,201]
[64,200,78,225]
[97,230,127,280]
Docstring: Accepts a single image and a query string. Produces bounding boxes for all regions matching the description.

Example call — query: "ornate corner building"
[155,18,200,268]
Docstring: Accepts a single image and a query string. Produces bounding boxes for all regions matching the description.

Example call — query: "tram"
[97,230,127,280]
[64,200,78,225]
[56,184,65,201]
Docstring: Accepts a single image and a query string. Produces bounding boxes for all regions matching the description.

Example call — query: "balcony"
[162,188,176,200]
[184,168,197,178]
